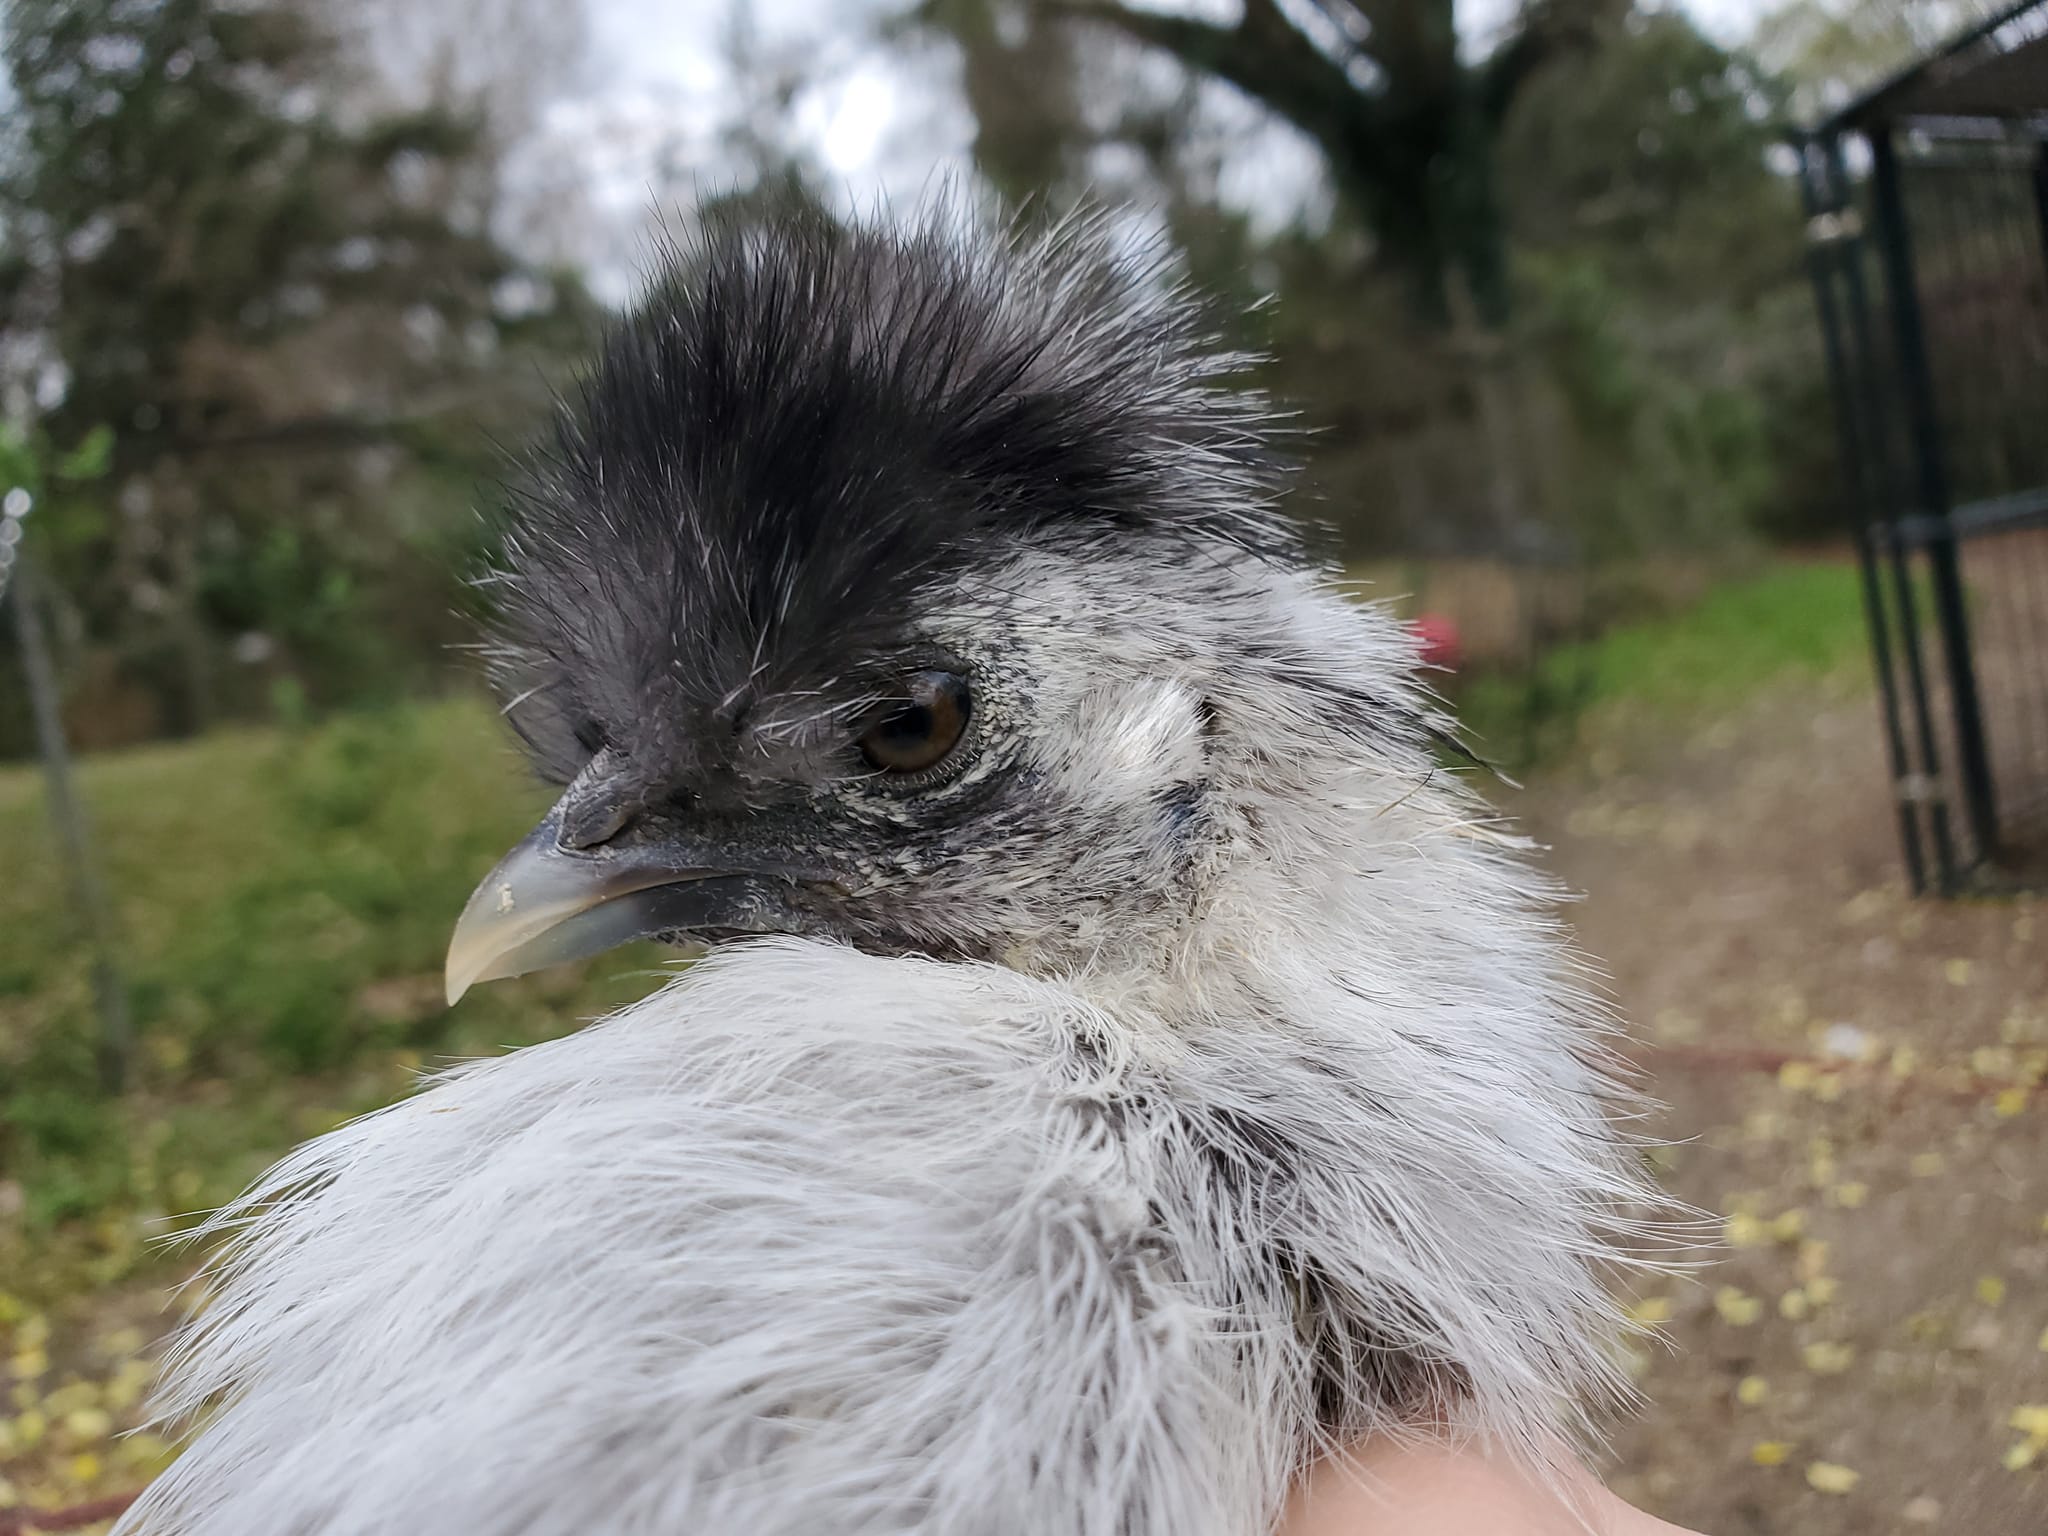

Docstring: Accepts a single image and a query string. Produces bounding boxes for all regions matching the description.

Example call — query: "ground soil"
[1513,674,2048,1534]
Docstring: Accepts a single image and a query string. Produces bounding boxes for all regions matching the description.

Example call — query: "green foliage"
[1519,253,1787,560]
[942,3,1836,564]
[0,421,114,503]
[1495,8,1829,557]
[0,0,598,755]
[1454,560,1874,760]
[0,695,665,1241]
[1552,559,1869,699]
[1502,9,1797,299]
[53,427,114,485]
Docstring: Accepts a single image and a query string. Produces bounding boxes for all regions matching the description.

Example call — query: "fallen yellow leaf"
[9,1347,48,1380]
[1778,1060,1819,1093]
[42,1382,101,1418]
[1619,1342,1653,1384]
[1736,1375,1770,1407]
[1752,1441,1792,1467]
[1807,1462,1860,1494]
[104,1358,154,1412]
[60,1406,112,1444]
[2008,1405,2048,1438]
[1724,1211,1768,1249]
[1802,1341,1856,1375]
[1977,1275,2007,1308]
[1972,1046,2013,1077]
[1716,1287,1763,1327]
[115,1429,173,1472]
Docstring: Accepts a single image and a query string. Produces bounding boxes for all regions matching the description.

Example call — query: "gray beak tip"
[443,800,791,1002]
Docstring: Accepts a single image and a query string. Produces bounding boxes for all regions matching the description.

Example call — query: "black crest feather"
[486,204,1295,786]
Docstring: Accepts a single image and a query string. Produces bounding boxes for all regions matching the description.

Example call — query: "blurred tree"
[714,0,817,185]
[898,0,1823,563]
[929,0,1624,329]
[337,0,597,266]
[1498,7,1821,550]
[340,0,593,151]
[1502,8,1794,298]
[1753,0,2014,120]
[0,0,594,750]
[910,0,1088,205]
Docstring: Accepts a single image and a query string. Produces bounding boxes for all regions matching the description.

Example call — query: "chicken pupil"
[879,702,934,748]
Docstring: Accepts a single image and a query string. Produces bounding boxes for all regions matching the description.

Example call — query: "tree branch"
[112,386,502,468]
[1478,0,1601,124]
[1041,0,1385,171]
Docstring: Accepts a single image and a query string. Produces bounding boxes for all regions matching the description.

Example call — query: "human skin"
[1277,1442,1704,1536]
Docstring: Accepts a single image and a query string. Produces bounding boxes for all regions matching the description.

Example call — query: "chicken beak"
[444,800,801,1005]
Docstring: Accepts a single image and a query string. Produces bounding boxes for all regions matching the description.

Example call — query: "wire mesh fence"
[1798,0,2048,892]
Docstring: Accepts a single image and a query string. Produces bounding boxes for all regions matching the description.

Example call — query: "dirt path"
[1512,674,2048,1533]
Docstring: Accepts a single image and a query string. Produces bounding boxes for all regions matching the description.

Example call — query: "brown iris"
[858,671,972,775]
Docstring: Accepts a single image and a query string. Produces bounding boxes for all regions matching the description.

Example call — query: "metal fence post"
[1870,130,2003,875]
[1828,135,1962,888]
[5,545,132,1092]
[2033,133,2048,280]
[1799,133,1929,893]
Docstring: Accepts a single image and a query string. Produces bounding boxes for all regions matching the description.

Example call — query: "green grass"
[1451,559,1873,764]
[0,696,666,1295]
[0,559,1879,1294]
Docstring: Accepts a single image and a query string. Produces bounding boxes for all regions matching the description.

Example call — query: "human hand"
[1278,1439,1704,1536]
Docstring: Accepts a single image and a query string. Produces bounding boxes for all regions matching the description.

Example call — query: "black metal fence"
[1798,0,2048,893]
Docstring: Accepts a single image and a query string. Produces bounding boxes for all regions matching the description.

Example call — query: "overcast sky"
[528,0,1779,298]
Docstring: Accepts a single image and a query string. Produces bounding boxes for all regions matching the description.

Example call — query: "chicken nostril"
[556,748,647,851]
[557,795,636,851]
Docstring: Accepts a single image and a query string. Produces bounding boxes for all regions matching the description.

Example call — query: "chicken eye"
[859,671,972,776]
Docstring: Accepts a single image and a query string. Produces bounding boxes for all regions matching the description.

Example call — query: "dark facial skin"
[446,628,1057,998]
